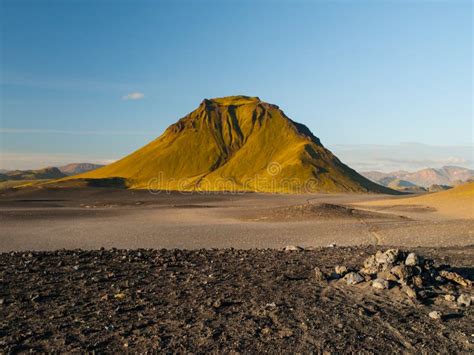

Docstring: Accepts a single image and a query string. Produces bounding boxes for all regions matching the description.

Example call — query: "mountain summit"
[74,96,393,193]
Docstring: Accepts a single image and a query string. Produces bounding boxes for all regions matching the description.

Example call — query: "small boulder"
[428,311,442,320]
[361,255,379,275]
[372,278,389,290]
[444,294,456,302]
[403,286,417,299]
[457,294,471,307]
[418,289,436,299]
[405,252,420,266]
[334,265,348,276]
[390,265,411,281]
[344,272,364,285]
[377,271,398,282]
[439,270,472,288]
[412,275,424,288]
[283,245,304,252]
[375,249,400,266]
[313,267,327,281]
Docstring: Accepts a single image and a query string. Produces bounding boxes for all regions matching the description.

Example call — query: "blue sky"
[1,0,472,171]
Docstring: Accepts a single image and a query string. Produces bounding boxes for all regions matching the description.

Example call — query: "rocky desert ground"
[1,186,473,352]
[1,246,473,352]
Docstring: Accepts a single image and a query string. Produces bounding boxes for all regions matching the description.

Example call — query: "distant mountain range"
[0,167,66,181]
[0,163,104,182]
[361,166,474,189]
[58,163,105,176]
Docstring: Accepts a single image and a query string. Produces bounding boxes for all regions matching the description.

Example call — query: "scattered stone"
[457,294,471,307]
[372,279,389,290]
[343,272,364,285]
[390,265,410,281]
[417,290,434,299]
[377,271,398,282]
[313,267,326,281]
[30,294,40,302]
[439,270,472,288]
[277,328,293,338]
[360,255,379,275]
[405,252,419,266]
[375,249,400,266]
[403,286,417,299]
[412,275,424,288]
[444,294,456,302]
[114,293,126,300]
[363,274,373,282]
[334,265,348,276]
[283,245,303,252]
[429,311,442,320]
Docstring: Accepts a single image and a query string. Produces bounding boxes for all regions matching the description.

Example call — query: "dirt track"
[1,246,473,353]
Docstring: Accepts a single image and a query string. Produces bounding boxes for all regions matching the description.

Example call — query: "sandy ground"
[0,187,473,251]
[355,182,474,220]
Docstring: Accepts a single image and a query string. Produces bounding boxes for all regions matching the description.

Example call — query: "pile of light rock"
[315,249,472,308]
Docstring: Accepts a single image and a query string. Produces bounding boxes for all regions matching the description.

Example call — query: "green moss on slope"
[66,96,394,193]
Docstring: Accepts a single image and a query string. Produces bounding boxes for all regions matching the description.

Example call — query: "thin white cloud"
[329,143,474,173]
[122,92,145,100]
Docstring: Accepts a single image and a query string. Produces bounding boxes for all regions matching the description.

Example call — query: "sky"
[0,0,472,171]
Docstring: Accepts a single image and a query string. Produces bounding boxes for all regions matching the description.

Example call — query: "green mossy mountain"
[72,96,394,193]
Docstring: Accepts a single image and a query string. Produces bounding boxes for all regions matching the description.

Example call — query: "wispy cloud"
[122,92,145,100]
[0,128,151,136]
[329,143,474,173]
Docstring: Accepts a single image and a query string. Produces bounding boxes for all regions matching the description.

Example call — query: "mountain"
[0,167,66,181]
[68,96,394,193]
[361,166,474,188]
[427,184,452,192]
[378,177,417,189]
[59,163,104,176]
[378,177,426,193]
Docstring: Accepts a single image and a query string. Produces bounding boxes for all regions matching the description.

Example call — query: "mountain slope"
[70,96,394,193]
[377,178,426,193]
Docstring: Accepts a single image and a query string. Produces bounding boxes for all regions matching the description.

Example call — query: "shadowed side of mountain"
[64,96,397,194]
